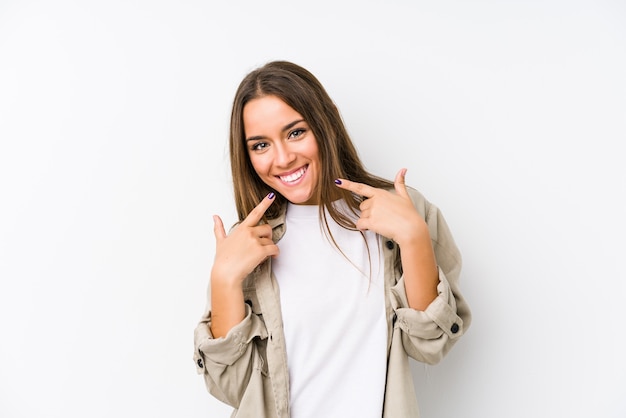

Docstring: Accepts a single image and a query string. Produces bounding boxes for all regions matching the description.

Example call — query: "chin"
[282,191,316,205]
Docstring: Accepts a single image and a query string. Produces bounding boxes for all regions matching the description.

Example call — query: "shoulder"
[406,186,429,210]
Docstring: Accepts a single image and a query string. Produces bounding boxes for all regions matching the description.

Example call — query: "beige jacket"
[193,187,471,417]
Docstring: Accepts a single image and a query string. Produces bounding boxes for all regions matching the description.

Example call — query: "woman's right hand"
[211,192,280,287]
[210,193,279,338]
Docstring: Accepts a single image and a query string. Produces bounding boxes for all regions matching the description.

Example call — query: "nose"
[274,142,295,167]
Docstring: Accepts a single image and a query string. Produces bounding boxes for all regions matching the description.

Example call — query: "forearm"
[399,237,439,311]
[209,271,246,339]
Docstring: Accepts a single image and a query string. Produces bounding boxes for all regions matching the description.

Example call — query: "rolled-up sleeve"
[389,189,472,364]
[193,303,268,406]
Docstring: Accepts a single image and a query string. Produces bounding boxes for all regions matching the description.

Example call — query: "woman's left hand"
[334,168,429,247]
[337,168,439,309]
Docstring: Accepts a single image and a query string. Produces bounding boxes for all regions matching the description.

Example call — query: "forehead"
[243,95,303,133]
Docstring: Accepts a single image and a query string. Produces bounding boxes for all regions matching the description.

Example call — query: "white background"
[1,1,625,417]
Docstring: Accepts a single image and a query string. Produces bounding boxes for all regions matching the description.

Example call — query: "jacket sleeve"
[193,297,268,407]
[389,188,472,365]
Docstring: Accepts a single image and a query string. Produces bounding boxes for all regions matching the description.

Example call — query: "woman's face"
[243,95,321,205]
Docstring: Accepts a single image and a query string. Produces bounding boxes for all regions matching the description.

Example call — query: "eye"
[288,128,306,140]
[250,141,269,152]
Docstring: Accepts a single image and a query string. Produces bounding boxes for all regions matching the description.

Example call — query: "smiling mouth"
[278,165,307,184]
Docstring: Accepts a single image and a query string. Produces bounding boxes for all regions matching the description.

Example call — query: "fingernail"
[268,192,275,199]
[334,179,342,185]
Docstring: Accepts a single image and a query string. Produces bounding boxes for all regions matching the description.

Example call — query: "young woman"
[193,61,471,418]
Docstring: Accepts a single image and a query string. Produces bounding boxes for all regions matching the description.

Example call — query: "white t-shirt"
[272,202,387,418]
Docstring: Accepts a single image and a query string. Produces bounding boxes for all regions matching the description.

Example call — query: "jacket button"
[385,240,394,250]
[197,358,204,368]
[450,323,460,334]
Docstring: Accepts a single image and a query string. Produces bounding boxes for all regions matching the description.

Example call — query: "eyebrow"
[245,119,305,142]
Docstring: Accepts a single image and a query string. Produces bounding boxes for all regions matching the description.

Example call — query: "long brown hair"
[229,60,393,233]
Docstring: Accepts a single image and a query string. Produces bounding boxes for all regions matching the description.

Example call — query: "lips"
[277,165,307,184]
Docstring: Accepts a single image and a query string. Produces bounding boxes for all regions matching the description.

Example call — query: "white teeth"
[280,167,306,183]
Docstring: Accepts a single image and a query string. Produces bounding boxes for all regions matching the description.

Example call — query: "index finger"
[241,192,276,226]
[334,178,378,198]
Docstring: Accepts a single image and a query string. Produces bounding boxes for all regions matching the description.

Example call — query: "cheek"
[308,139,320,163]
[249,154,270,177]
[309,146,321,168]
